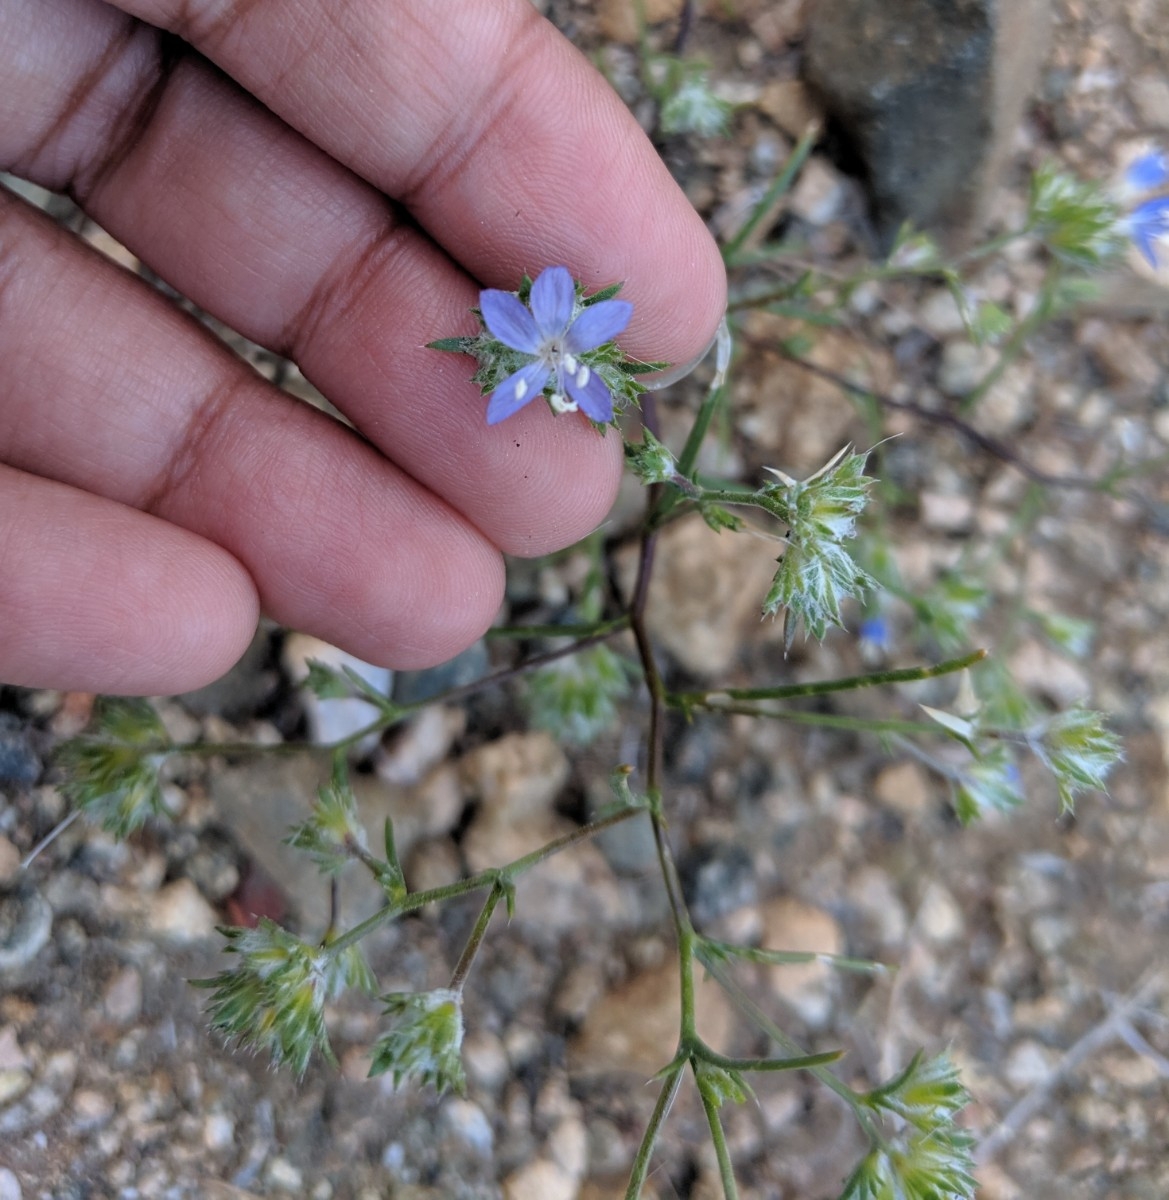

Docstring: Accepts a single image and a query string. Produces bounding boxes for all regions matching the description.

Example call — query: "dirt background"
[2,1,1169,1197]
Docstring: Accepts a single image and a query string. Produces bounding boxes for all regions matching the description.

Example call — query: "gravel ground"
[2,2,1169,1198]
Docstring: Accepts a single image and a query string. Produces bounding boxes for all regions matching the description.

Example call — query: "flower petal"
[565,299,633,353]
[529,266,576,338]
[486,361,550,425]
[480,289,541,353]
[1125,150,1169,193]
[563,363,615,423]
[1128,196,1169,268]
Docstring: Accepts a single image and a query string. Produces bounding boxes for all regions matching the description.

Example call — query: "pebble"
[1004,1039,1057,1090]
[202,1111,235,1151]
[0,1069,30,1106]
[919,490,976,533]
[266,1157,304,1191]
[462,1030,510,1092]
[70,1087,115,1132]
[0,1168,20,1200]
[597,0,683,43]
[0,838,21,890]
[873,761,933,818]
[937,340,994,397]
[917,883,966,945]
[103,965,143,1024]
[1131,74,1169,127]
[788,156,848,225]
[440,1097,494,1158]
[549,1116,589,1180]
[282,633,392,749]
[502,1158,579,1200]
[146,879,218,942]
[0,888,52,973]
[376,706,465,787]
[459,733,570,822]
[570,960,733,1077]
[0,715,40,787]
[760,896,844,1028]
[618,514,779,677]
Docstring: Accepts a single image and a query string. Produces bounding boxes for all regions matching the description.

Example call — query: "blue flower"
[1119,150,1169,268]
[1124,150,1169,193]
[858,614,891,654]
[479,266,632,425]
[1125,195,1169,268]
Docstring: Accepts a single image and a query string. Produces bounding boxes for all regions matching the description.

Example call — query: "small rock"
[440,1097,494,1158]
[597,0,684,43]
[0,715,40,787]
[71,1087,115,1132]
[0,1027,28,1072]
[266,1157,304,1191]
[392,639,490,705]
[1003,1039,1056,1090]
[147,880,218,942]
[617,515,779,677]
[570,960,733,1077]
[549,1116,589,1180]
[376,706,465,787]
[917,883,965,945]
[873,761,933,818]
[757,79,821,138]
[203,1112,235,1151]
[0,887,52,974]
[503,1158,578,1200]
[459,733,570,822]
[760,897,844,1028]
[282,633,392,749]
[0,838,21,890]
[1008,640,1090,707]
[937,340,994,397]
[788,156,847,225]
[919,490,975,533]
[1132,74,1169,128]
[679,841,758,928]
[103,965,143,1024]
[462,1030,510,1092]
[0,1167,21,1200]
[0,1069,30,1107]
[918,288,967,337]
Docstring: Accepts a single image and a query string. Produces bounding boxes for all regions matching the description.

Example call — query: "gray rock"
[0,886,52,975]
[805,0,1050,249]
[0,714,40,787]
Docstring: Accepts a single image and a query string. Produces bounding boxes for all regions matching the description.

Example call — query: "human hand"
[0,0,726,695]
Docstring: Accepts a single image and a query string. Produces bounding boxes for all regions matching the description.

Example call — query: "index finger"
[111,0,727,367]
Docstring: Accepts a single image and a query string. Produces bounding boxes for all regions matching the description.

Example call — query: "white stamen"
[514,378,528,401]
[549,392,578,414]
[563,353,578,375]
[575,364,590,388]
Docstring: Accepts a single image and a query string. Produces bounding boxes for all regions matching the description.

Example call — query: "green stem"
[448,883,504,993]
[723,126,819,265]
[696,942,887,1147]
[674,650,986,704]
[485,617,629,640]
[625,1063,685,1200]
[698,1075,741,1200]
[671,701,937,737]
[327,804,642,954]
[959,269,1060,413]
[692,1045,843,1073]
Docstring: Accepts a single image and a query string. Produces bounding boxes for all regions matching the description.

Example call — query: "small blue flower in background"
[1120,150,1169,268]
[1124,150,1169,193]
[479,266,632,425]
[858,614,891,655]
